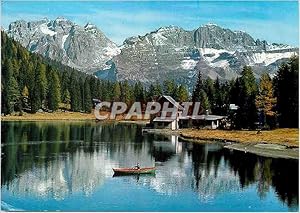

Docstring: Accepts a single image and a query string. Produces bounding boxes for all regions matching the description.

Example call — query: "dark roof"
[158,95,184,110]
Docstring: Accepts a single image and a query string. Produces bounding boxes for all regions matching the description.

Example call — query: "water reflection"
[1,121,298,211]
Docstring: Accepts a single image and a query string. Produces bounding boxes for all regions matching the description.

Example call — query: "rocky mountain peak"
[202,23,219,28]
[112,22,297,87]
[55,16,67,21]
[84,22,97,30]
[157,25,183,32]
[6,18,120,73]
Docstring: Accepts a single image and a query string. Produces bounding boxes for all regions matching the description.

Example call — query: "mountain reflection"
[1,121,298,210]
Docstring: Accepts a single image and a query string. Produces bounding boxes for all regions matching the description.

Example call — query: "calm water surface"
[1,121,298,211]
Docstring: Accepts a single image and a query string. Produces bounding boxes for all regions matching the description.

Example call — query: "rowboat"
[112,167,156,175]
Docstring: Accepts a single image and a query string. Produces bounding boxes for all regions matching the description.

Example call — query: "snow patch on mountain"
[203,23,218,27]
[181,59,198,70]
[152,33,167,45]
[102,63,112,70]
[85,23,96,29]
[61,34,69,48]
[200,48,233,62]
[211,60,230,68]
[103,46,121,57]
[39,23,57,36]
[267,43,292,51]
[250,51,296,66]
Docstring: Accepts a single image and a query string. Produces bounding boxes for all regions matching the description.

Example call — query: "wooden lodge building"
[151,95,226,130]
[151,95,183,130]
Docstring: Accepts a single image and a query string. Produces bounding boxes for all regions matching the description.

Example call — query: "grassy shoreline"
[180,128,299,147]
[1,111,95,121]
[1,111,148,123]
[179,129,299,159]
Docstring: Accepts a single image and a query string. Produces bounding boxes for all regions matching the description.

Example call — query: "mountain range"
[6,17,298,87]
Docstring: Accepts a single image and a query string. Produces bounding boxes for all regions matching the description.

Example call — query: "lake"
[1,121,298,211]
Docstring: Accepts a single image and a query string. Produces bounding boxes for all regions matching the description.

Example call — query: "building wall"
[171,120,176,130]
[153,120,178,130]
[154,121,171,129]
[190,119,221,129]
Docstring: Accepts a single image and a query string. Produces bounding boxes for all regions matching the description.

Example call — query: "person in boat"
[134,163,140,170]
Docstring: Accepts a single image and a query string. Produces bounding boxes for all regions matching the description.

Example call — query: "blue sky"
[1,1,299,46]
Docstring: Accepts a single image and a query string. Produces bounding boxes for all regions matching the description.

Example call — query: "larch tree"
[255,73,277,128]
[199,89,210,111]
[177,85,189,102]
[163,80,176,96]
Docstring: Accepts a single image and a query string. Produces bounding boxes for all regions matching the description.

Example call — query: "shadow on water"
[1,121,298,211]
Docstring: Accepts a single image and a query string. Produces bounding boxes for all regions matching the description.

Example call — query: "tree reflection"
[1,121,298,210]
[189,142,298,209]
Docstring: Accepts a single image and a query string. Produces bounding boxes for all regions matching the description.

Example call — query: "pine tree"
[134,82,145,102]
[146,84,156,101]
[154,83,162,97]
[79,79,84,111]
[89,76,97,99]
[2,60,20,114]
[11,59,20,82]
[60,71,70,95]
[112,82,121,101]
[236,66,258,129]
[18,61,29,93]
[35,62,47,107]
[27,61,40,113]
[70,74,81,112]
[192,70,203,102]
[1,31,102,114]
[47,71,61,111]
[5,70,20,113]
[100,80,108,101]
[274,56,299,128]
[204,77,215,106]
[83,78,92,113]
[95,80,102,100]
[213,78,226,115]
[30,83,41,113]
[62,89,71,105]
[121,80,132,105]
